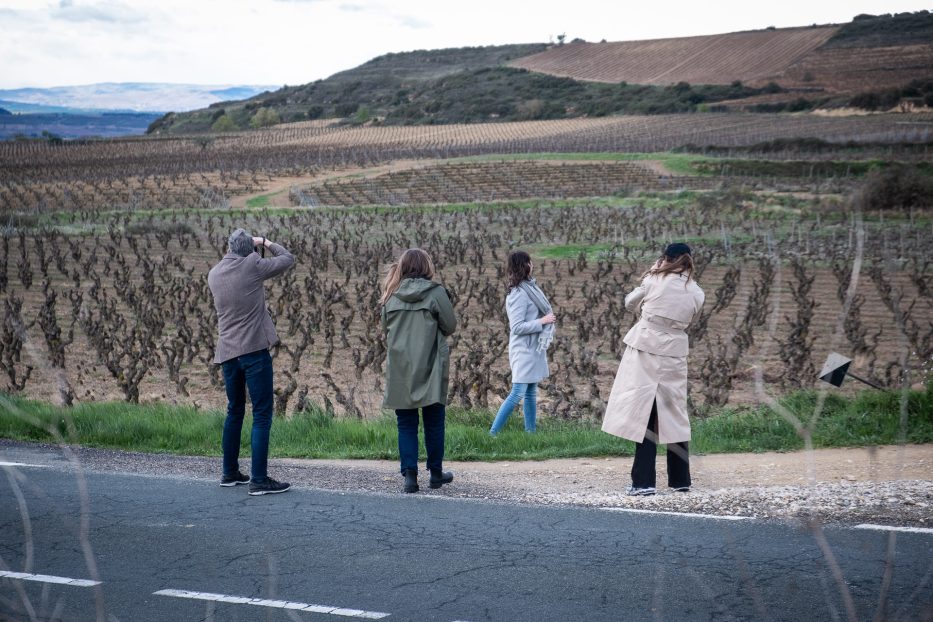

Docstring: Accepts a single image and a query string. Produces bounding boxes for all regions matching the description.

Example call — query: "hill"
[0,82,277,113]
[150,13,933,134]
[510,11,933,106]
[509,26,837,86]
[149,44,548,134]
[0,111,161,141]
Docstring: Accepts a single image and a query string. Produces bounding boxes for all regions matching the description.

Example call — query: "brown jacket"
[208,242,294,364]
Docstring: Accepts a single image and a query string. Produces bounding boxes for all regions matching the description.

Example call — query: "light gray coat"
[208,242,295,364]
[506,287,549,384]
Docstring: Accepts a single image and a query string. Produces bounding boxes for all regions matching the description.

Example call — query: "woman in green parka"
[380,248,457,493]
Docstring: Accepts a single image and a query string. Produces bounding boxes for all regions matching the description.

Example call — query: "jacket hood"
[394,278,440,302]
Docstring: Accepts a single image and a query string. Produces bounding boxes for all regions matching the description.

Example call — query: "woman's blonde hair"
[379,248,436,305]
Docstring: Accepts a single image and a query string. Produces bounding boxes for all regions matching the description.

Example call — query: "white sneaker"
[626,486,656,496]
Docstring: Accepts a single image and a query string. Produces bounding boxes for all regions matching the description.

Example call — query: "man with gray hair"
[208,228,295,495]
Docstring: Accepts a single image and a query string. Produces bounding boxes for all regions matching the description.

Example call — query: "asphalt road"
[1,460,931,622]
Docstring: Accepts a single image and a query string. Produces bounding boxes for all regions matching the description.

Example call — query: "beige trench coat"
[602,273,704,444]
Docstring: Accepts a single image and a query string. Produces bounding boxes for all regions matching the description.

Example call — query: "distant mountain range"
[0,82,279,114]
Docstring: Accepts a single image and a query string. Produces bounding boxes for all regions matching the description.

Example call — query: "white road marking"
[854,524,933,535]
[0,461,50,468]
[603,507,752,521]
[0,571,100,587]
[153,589,390,618]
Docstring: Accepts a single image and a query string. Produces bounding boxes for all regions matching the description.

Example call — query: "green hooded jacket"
[381,278,457,409]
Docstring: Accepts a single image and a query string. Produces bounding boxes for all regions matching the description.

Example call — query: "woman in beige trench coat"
[602,243,704,496]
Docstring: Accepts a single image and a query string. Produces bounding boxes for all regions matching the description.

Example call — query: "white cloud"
[0,0,930,89]
[53,3,147,24]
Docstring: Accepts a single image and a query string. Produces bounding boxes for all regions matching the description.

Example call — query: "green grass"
[245,194,272,208]
[1,388,930,461]
[450,152,708,176]
[245,189,289,209]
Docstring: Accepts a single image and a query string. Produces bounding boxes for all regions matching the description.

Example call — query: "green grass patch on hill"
[1,388,929,461]
[450,152,706,176]
[245,189,288,208]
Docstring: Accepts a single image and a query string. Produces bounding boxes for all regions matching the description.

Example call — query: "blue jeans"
[221,349,274,483]
[396,403,445,474]
[490,383,537,434]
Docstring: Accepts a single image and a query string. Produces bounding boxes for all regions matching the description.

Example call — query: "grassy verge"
[450,152,708,176]
[1,388,930,461]
[245,189,288,209]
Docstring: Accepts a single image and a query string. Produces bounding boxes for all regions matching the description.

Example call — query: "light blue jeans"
[490,383,537,434]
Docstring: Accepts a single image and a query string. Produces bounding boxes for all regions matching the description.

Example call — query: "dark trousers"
[396,403,446,474]
[221,349,274,483]
[631,400,691,489]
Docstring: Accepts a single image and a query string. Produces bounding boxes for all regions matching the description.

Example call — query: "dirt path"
[229,159,443,209]
[3,440,930,525]
[292,444,933,490]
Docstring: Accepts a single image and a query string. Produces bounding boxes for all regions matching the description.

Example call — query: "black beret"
[664,242,692,258]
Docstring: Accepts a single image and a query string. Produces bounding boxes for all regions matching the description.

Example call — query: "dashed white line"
[0,571,100,587]
[153,589,390,618]
[0,461,50,468]
[854,524,933,535]
[603,508,752,521]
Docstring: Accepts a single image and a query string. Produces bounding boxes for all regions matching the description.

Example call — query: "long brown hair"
[642,243,695,283]
[379,248,436,305]
[507,250,532,290]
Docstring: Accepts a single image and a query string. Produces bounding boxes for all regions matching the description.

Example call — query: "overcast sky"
[0,0,929,89]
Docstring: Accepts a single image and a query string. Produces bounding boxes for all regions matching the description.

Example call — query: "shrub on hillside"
[249,107,280,129]
[859,164,933,210]
[211,114,238,132]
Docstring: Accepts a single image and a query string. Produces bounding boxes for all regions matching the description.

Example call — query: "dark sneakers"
[248,477,291,496]
[429,470,454,489]
[220,471,250,487]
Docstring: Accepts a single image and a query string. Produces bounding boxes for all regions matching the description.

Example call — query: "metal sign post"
[818,352,885,390]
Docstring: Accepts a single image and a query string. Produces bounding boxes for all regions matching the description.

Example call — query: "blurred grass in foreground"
[0,387,930,461]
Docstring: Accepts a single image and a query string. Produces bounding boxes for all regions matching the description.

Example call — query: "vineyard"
[2,113,930,214]
[509,27,838,86]
[289,161,701,206]
[776,44,933,93]
[1,105,931,421]
[508,17,933,102]
[0,189,929,420]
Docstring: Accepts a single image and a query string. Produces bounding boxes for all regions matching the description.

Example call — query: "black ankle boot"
[402,469,419,493]
[429,469,454,489]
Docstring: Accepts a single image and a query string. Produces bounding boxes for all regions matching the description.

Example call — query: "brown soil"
[295,444,933,491]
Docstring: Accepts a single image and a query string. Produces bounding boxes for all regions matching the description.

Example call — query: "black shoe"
[672,486,691,493]
[220,471,250,487]
[402,469,419,493]
[248,477,290,496]
[429,470,454,489]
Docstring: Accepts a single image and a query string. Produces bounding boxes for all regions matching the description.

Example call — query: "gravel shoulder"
[2,439,930,527]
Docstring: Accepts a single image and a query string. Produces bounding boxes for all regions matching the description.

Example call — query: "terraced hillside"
[289,161,698,206]
[509,27,837,86]
[5,112,930,213]
[510,12,933,102]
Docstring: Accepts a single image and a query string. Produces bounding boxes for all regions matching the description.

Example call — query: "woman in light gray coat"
[489,251,556,435]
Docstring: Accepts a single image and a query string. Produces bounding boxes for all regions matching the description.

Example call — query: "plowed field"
[508,27,837,85]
